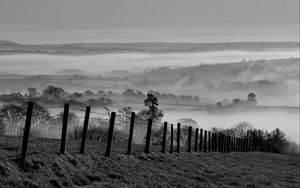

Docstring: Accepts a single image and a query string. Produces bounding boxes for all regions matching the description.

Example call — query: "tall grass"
[67,124,128,144]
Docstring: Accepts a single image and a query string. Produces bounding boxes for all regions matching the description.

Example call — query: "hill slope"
[0,136,299,187]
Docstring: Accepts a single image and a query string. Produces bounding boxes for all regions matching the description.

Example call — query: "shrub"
[0,104,25,135]
[151,126,165,145]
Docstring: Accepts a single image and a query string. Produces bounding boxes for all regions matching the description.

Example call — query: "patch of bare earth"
[0,136,299,188]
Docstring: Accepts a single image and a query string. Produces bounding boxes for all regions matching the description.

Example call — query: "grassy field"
[0,136,299,188]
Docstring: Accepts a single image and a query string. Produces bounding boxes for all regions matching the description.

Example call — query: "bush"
[151,126,165,145]
[0,104,25,135]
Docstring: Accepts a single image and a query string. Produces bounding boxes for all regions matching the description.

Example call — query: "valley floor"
[0,136,299,188]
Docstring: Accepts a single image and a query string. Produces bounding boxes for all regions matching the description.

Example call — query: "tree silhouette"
[133,93,164,125]
[27,87,38,97]
[247,92,258,106]
[144,93,158,110]
[42,85,66,99]
[233,121,254,137]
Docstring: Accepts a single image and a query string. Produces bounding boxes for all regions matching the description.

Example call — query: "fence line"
[17,102,280,160]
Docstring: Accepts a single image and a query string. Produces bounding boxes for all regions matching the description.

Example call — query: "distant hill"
[56,69,87,76]
[132,58,299,86]
[0,40,19,45]
[130,58,299,105]
[0,41,299,55]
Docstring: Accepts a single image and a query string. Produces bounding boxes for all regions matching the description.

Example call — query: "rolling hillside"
[0,136,299,188]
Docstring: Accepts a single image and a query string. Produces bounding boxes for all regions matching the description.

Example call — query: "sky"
[0,0,299,43]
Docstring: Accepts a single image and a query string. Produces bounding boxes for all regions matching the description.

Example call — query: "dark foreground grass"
[0,136,299,188]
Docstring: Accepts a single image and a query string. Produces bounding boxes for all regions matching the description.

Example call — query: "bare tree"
[233,121,254,137]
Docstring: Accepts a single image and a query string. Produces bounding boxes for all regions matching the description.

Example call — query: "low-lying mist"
[160,107,299,145]
[0,50,298,75]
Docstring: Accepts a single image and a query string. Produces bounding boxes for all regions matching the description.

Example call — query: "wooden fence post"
[240,138,242,152]
[170,124,173,153]
[228,136,231,153]
[162,122,167,153]
[234,137,237,152]
[21,101,34,161]
[214,133,217,152]
[208,131,211,152]
[240,138,243,152]
[230,136,233,152]
[187,126,192,152]
[243,138,246,152]
[238,137,241,152]
[264,142,267,152]
[222,134,226,153]
[177,123,181,153]
[144,119,153,154]
[211,133,214,152]
[79,106,91,154]
[246,138,250,152]
[241,138,244,152]
[60,103,69,154]
[199,129,203,152]
[194,128,199,152]
[227,135,230,153]
[253,138,256,151]
[224,135,228,153]
[236,138,240,152]
[127,112,135,155]
[250,137,253,152]
[204,130,207,153]
[218,133,222,152]
[235,138,238,152]
[216,133,219,152]
[258,138,260,152]
[249,138,252,152]
[213,133,217,152]
[105,112,116,157]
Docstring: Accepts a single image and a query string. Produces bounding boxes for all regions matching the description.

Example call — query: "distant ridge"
[56,69,87,76]
[0,40,20,45]
[0,41,299,55]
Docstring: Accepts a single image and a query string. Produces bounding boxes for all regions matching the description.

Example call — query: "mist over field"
[1,1,300,187]
[0,40,299,146]
[0,42,299,144]
[0,50,298,75]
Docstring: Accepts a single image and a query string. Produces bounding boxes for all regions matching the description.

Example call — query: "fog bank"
[0,50,299,75]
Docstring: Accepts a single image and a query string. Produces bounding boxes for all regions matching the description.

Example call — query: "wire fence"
[1,101,280,161]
